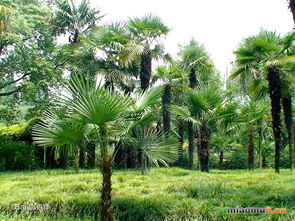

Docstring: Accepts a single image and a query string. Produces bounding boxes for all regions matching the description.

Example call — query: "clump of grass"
[0,168,294,220]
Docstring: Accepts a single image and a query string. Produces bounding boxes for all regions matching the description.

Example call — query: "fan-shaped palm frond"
[53,0,103,42]
[64,76,131,126]
[32,109,86,147]
[132,85,163,112]
[128,14,170,41]
[135,128,178,167]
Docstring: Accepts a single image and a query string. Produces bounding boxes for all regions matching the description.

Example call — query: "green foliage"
[0,139,38,170]
[0,119,37,138]
[0,168,294,220]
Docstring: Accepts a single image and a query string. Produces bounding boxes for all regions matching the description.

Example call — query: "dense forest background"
[0,0,294,174]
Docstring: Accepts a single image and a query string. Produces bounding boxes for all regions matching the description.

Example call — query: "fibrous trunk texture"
[199,123,209,172]
[162,84,171,137]
[140,48,152,91]
[188,122,194,170]
[100,128,113,221]
[282,96,294,171]
[101,154,113,221]
[267,65,282,173]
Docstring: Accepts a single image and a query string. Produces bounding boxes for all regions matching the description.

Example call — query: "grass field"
[0,168,294,221]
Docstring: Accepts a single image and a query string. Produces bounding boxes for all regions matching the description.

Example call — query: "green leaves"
[133,86,163,113]
[65,76,131,126]
[128,14,170,40]
[53,0,103,38]
[32,110,86,147]
[134,128,178,167]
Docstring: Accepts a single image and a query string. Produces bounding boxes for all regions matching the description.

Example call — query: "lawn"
[0,168,294,221]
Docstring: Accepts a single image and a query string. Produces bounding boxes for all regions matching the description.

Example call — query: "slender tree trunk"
[248,127,254,170]
[282,96,294,171]
[199,123,209,172]
[87,142,96,168]
[101,153,113,221]
[267,65,282,173]
[289,0,295,27]
[60,146,68,169]
[187,67,197,170]
[79,149,85,169]
[74,146,79,171]
[46,147,56,168]
[162,84,171,137]
[258,127,263,169]
[219,150,224,170]
[189,68,197,88]
[71,29,80,44]
[141,151,148,175]
[188,122,194,170]
[100,128,113,221]
[177,121,184,166]
[140,47,151,91]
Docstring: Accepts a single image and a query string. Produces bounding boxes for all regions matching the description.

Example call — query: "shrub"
[0,139,39,170]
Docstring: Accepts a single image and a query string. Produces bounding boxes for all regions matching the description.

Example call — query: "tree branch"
[0,73,29,90]
[0,88,21,97]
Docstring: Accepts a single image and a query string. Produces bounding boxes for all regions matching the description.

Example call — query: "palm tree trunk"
[140,48,151,91]
[100,127,113,221]
[177,121,184,166]
[267,65,282,173]
[188,122,194,170]
[289,0,295,27]
[187,67,197,170]
[101,153,113,221]
[199,123,209,172]
[258,127,263,169]
[74,146,79,171]
[248,127,254,170]
[282,96,294,171]
[162,84,171,137]
[141,151,148,175]
[219,150,224,170]
[189,68,197,88]
[60,146,68,169]
[79,149,85,169]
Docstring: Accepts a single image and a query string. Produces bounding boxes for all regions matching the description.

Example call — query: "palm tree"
[178,39,215,169]
[53,0,103,43]
[155,65,187,137]
[119,14,170,91]
[171,83,238,172]
[240,101,267,170]
[33,74,178,220]
[232,30,295,173]
[210,134,235,170]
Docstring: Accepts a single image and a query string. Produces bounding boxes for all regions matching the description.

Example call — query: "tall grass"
[0,168,294,220]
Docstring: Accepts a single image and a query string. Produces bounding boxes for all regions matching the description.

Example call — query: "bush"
[0,139,40,170]
[224,148,248,169]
